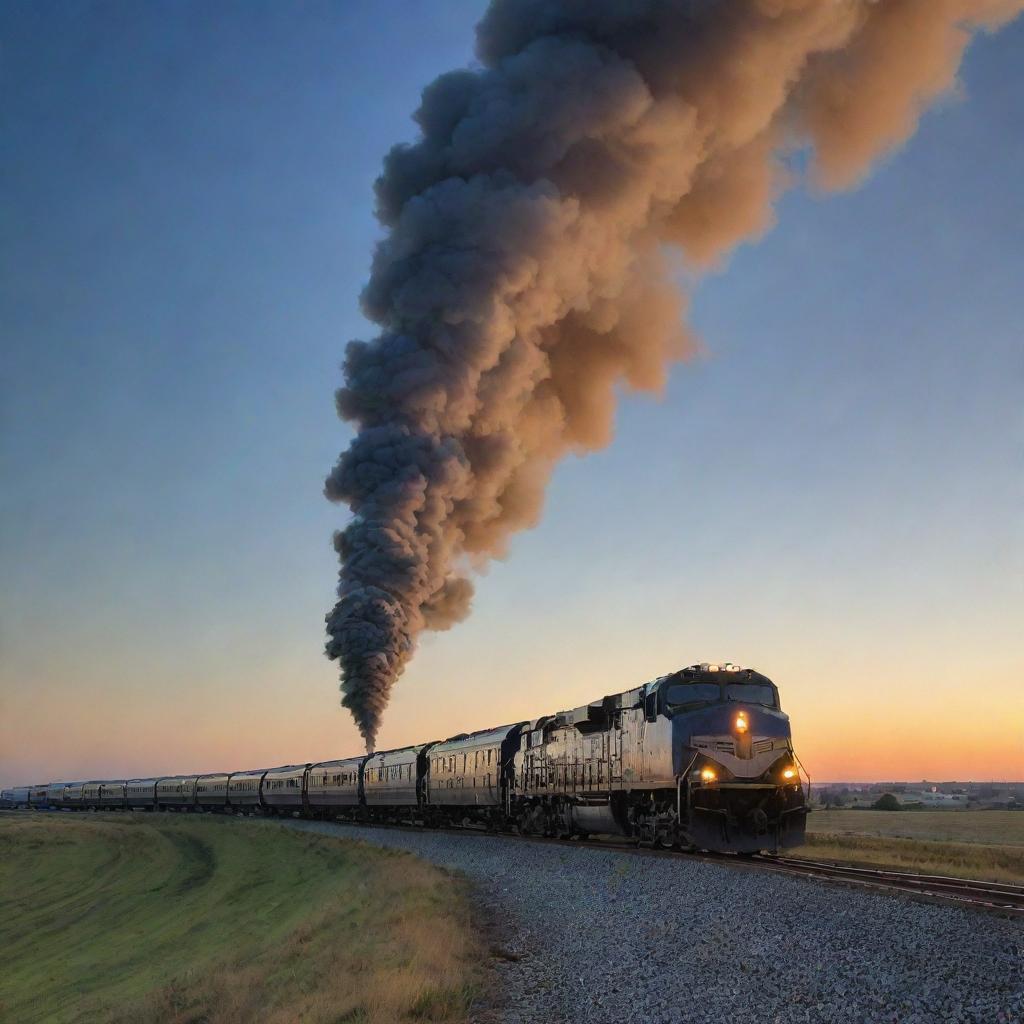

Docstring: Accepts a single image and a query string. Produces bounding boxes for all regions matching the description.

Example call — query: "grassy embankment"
[795,809,1024,882]
[0,813,478,1024]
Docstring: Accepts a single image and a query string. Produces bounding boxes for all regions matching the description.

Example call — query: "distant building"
[900,790,968,807]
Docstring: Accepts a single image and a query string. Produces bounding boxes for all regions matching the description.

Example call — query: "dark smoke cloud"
[326,0,1022,749]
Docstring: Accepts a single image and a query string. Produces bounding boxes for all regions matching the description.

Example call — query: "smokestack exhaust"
[326,0,1022,750]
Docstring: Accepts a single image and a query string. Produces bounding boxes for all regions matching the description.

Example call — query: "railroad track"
[273,814,1024,919]
[23,809,1024,917]
[753,854,1024,917]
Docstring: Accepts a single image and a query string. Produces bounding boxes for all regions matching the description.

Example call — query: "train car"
[195,773,229,811]
[100,781,127,810]
[509,663,806,853]
[46,782,69,809]
[306,756,366,816]
[227,769,266,812]
[156,776,197,810]
[262,764,310,815]
[126,779,158,809]
[0,789,13,809]
[425,724,525,826]
[16,661,805,855]
[363,744,433,816]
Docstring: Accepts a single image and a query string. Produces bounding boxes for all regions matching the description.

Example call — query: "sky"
[1,2,1021,787]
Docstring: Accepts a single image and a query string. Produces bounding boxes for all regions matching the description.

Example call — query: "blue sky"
[2,2,1021,784]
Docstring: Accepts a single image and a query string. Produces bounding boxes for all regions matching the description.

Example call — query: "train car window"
[724,683,776,708]
[665,683,721,708]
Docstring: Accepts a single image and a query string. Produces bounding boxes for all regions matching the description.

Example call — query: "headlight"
[782,767,797,781]
[735,712,748,733]
[700,767,717,783]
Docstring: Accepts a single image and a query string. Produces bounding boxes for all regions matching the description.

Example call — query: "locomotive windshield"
[664,680,779,711]
[724,683,776,707]
[665,683,721,709]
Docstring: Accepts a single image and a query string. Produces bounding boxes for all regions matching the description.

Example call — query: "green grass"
[794,809,1024,882]
[0,812,478,1024]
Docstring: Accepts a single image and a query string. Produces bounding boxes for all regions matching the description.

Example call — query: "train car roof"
[227,767,270,780]
[263,763,310,778]
[364,743,435,763]
[309,754,368,770]
[431,723,525,753]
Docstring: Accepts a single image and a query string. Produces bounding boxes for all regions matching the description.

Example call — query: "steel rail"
[267,813,1024,919]
[756,854,1024,915]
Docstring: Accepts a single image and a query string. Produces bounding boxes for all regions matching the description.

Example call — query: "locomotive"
[5,663,808,854]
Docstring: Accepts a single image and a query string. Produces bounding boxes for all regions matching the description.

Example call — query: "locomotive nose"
[746,807,769,835]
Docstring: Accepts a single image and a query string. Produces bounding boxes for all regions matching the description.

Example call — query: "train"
[1,663,808,853]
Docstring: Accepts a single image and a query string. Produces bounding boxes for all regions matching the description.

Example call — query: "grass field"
[0,813,478,1024]
[795,809,1024,882]
[807,810,1024,846]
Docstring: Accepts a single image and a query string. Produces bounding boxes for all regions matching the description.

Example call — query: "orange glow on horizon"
[2,648,1021,788]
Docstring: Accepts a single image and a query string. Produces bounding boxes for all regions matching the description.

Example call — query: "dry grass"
[807,809,1024,846]
[793,810,1024,882]
[0,814,479,1024]
[109,853,477,1024]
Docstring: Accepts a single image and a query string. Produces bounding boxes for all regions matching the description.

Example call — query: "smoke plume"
[326,0,1021,749]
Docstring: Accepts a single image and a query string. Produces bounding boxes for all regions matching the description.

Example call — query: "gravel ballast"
[280,820,1023,1024]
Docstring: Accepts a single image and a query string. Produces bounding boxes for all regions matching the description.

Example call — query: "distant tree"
[872,793,900,811]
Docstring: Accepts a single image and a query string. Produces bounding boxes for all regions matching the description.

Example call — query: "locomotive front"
[660,664,807,853]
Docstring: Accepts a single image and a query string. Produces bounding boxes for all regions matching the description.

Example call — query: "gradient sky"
[2,2,1022,787]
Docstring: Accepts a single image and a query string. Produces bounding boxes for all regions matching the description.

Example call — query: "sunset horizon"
[3,2,1021,791]
[4,6,1023,1022]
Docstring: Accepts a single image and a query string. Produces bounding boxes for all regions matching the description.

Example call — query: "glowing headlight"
[782,768,797,781]
[700,767,717,783]
[735,713,748,733]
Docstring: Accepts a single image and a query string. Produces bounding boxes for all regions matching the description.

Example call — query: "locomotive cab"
[658,664,807,853]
